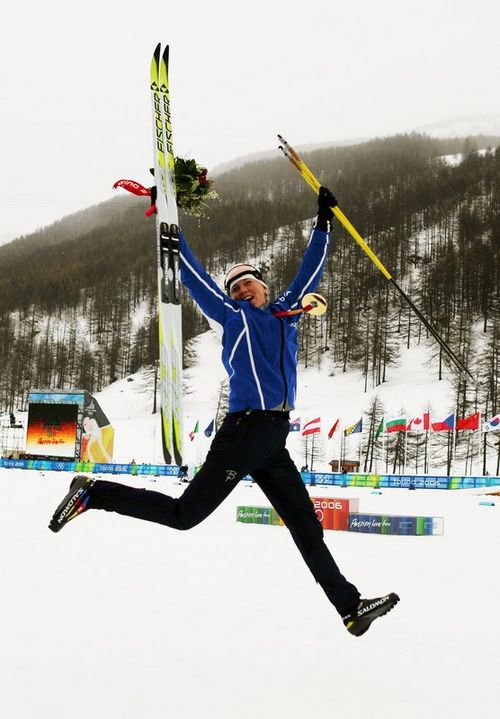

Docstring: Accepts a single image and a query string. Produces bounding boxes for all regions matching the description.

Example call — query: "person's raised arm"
[179,232,237,327]
[282,187,337,309]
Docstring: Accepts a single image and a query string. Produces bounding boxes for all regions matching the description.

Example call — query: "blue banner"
[0,457,179,476]
[1,457,499,491]
[299,471,500,491]
[348,513,444,535]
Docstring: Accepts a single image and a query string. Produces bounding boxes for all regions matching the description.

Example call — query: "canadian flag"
[406,413,430,431]
[302,417,321,436]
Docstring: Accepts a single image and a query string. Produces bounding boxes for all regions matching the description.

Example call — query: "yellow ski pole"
[278,135,391,280]
[277,134,476,384]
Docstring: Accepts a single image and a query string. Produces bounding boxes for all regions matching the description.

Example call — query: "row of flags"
[188,419,215,442]
[377,412,499,435]
[188,413,500,442]
[291,416,362,438]
[290,412,500,438]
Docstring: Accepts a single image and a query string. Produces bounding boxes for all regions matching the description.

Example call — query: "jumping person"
[49,188,399,636]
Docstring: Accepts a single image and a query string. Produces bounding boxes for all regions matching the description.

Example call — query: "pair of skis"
[150,44,183,465]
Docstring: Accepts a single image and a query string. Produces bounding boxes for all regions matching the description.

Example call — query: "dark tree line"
[1,133,500,423]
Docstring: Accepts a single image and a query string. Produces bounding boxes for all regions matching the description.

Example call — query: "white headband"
[224,264,268,295]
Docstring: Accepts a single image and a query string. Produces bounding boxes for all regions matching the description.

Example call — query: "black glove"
[316,186,337,231]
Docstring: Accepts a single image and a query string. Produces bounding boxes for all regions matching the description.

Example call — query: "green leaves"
[174,157,219,217]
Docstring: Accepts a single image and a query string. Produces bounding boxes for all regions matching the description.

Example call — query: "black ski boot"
[342,593,400,636]
[48,475,95,533]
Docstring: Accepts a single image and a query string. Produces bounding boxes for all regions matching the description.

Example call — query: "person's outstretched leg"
[252,449,360,616]
[253,449,400,634]
[49,411,288,533]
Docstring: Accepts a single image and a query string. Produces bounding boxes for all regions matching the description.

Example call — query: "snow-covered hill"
[89,325,491,476]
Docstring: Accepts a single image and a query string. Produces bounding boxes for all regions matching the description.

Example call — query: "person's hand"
[318,186,337,216]
[316,186,337,230]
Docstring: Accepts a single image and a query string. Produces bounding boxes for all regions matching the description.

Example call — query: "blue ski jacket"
[179,227,330,413]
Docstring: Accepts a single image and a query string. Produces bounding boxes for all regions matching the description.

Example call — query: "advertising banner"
[236,506,283,525]
[0,457,179,476]
[80,392,114,463]
[311,497,359,530]
[236,498,360,531]
[299,471,500,491]
[236,505,443,535]
[348,513,444,535]
[25,403,79,459]
[25,390,114,462]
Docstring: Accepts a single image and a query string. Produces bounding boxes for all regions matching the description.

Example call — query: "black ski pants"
[90,410,360,615]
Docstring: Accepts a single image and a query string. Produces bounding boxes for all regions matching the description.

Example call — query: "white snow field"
[1,470,499,719]
[1,333,500,718]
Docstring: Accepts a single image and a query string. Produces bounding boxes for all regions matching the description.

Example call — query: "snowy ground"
[0,468,499,719]
[2,333,500,718]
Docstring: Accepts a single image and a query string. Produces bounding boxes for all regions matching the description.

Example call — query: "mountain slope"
[1,134,499,446]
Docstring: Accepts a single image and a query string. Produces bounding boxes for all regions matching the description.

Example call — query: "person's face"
[229,278,267,308]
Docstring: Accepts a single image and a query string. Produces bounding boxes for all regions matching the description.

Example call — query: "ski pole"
[277,135,476,385]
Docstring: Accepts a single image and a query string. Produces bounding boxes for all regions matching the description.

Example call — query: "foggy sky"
[1,0,499,240]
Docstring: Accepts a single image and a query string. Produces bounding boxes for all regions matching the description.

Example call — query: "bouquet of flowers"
[174,157,218,217]
[113,157,218,219]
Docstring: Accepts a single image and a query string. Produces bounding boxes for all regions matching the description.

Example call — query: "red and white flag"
[406,412,430,431]
[302,417,321,436]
